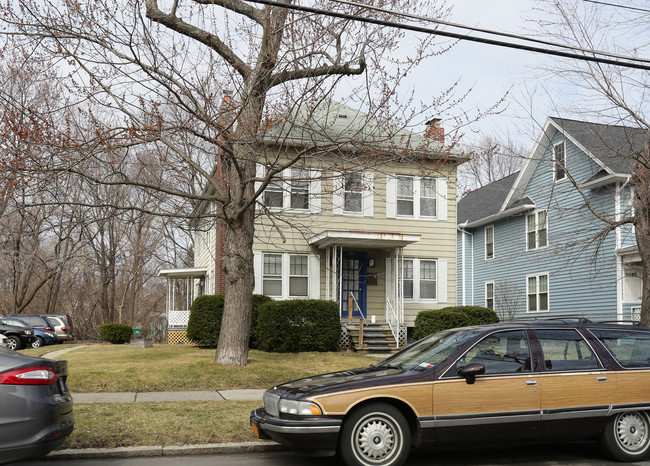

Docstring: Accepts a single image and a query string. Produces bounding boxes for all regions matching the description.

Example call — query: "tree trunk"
[632,140,650,326]
[215,213,255,365]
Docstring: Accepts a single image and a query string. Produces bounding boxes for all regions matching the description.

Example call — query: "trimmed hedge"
[186,294,272,348]
[254,299,340,353]
[100,323,133,344]
[413,306,499,341]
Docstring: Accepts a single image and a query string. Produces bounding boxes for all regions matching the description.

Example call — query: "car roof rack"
[512,316,593,324]
[594,320,647,327]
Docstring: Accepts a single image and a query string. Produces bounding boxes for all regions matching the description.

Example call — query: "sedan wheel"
[340,403,411,466]
[6,336,21,351]
[602,411,650,461]
[31,337,44,349]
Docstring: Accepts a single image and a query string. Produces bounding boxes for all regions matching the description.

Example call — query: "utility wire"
[582,0,650,14]
[244,0,650,71]
[331,0,650,64]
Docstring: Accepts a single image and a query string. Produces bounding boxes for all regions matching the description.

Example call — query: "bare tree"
[458,134,527,196]
[531,0,650,324]
[3,0,495,364]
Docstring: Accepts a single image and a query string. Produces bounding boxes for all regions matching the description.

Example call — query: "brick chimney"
[425,118,444,143]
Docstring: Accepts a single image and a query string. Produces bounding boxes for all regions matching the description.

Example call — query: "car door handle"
[526,380,537,386]
[597,376,608,382]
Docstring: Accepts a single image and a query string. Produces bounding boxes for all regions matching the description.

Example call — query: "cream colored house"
[164,99,462,347]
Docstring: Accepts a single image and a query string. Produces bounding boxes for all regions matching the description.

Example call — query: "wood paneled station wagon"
[251,319,650,466]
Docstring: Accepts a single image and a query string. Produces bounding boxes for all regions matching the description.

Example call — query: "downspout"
[457,223,474,306]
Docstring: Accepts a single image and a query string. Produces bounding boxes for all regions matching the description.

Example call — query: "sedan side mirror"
[458,363,485,385]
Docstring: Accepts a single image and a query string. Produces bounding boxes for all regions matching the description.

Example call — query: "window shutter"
[437,177,448,221]
[363,172,374,217]
[253,252,263,295]
[386,175,396,218]
[438,259,448,303]
[332,171,344,215]
[309,254,321,299]
[310,169,322,214]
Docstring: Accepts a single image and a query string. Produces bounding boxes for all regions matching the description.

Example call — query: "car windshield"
[376,328,483,371]
[1,319,29,329]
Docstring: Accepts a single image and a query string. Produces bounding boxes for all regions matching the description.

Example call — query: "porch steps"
[347,323,396,353]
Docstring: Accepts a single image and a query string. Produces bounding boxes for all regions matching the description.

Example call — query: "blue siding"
[460,127,627,322]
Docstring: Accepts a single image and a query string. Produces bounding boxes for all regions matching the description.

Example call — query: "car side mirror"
[458,363,485,385]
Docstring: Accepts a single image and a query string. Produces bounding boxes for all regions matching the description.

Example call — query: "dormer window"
[554,141,566,181]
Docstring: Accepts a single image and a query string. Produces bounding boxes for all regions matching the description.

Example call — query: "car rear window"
[590,329,650,368]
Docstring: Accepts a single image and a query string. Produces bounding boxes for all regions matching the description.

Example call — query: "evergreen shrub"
[413,306,499,340]
[100,323,133,344]
[255,299,340,353]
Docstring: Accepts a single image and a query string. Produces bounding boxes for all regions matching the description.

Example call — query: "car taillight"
[44,326,53,331]
[61,327,68,333]
[0,366,58,385]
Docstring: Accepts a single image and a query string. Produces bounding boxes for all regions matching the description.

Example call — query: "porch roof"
[308,230,420,249]
[158,267,208,279]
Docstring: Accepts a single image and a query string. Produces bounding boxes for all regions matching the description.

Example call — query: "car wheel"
[31,337,44,349]
[6,336,21,351]
[602,411,650,461]
[339,403,411,466]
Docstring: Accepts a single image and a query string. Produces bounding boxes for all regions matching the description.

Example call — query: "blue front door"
[340,252,367,319]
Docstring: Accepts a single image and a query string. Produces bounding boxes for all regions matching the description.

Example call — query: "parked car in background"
[5,315,53,333]
[0,347,74,462]
[252,319,650,465]
[42,316,73,342]
[0,334,9,349]
[0,319,58,348]
[0,322,35,351]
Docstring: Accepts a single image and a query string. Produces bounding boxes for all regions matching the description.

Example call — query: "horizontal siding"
[464,129,621,322]
[253,156,458,324]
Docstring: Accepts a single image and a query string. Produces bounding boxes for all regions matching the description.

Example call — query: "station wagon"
[251,319,650,466]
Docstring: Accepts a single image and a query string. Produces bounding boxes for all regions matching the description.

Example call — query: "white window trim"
[526,273,550,313]
[485,225,495,260]
[257,166,321,214]
[526,209,549,251]
[333,171,374,217]
[386,175,448,221]
[254,252,320,300]
[485,281,494,309]
[553,140,567,182]
[402,258,439,303]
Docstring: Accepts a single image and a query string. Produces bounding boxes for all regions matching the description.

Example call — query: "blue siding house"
[457,117,646,322]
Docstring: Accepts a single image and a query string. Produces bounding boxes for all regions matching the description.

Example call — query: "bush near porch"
[186,294,272,348]
[413,306,499,340]
[255,299,341,353]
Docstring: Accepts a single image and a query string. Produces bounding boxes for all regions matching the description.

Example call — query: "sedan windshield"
[377,328,482,371]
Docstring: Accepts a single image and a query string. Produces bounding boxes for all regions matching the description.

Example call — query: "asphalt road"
[17,441,648,466]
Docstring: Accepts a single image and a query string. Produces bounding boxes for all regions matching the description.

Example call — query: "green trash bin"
[132,327,142,339]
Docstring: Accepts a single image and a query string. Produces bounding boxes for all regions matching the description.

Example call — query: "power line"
[582,0,650,14]
[331,0,650,64]
[244,0,650,71]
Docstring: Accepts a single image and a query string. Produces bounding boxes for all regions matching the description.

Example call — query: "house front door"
[340,252,367,319]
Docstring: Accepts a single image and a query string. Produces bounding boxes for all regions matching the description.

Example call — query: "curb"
[49,441,284,460]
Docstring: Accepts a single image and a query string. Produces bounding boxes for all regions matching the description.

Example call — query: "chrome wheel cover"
[7,338,17,350]
[352,414,400,464]
[616,412,650,453]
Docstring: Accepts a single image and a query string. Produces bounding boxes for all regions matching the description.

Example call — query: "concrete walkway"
[72,389,265,403]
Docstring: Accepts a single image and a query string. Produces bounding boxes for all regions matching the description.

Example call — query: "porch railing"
[385,298,400,348]
[168,310,191,328]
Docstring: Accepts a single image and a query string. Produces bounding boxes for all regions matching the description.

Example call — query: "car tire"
[6,336,22,351]
[602,411,650,461]
[339,402,411,466]
[31,337,44,349]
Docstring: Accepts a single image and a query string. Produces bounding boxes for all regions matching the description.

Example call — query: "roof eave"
[459,203,537,228]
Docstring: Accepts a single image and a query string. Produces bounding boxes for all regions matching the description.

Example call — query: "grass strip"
[37,344,377,392]
[65,401,263,449]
